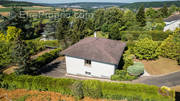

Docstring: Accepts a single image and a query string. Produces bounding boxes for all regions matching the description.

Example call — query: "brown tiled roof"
[61,37,126,65]
[164,14,180,22]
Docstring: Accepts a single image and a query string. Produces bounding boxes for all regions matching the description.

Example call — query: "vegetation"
[133,38,159,60]
[120,31,172,41]
[136,5,146,26]
[127,62,144,76]
[0,74,173,101]
[111,70,137,81]
[158,30,180,60]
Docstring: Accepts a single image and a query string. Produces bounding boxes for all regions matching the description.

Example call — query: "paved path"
[133,71,180,87]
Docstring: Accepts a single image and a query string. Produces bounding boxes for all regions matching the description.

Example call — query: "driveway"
[41,57,67,78]
[133,71,180,87]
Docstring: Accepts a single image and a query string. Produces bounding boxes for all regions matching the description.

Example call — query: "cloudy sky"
[13,0,176,3]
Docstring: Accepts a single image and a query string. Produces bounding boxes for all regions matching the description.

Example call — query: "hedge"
[31,48,61,74]
[120,30,172,41]
[0,74,173,101]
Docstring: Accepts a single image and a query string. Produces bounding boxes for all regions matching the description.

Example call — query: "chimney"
[94,32,96,37]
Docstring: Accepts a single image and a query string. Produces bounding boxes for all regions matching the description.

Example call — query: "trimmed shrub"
[120,30,172,41]
[133,38,159,60]
[127,62,144,76]
[72,81,84,99]
[82,80,102,98]
[138,34,152,40]
[111,70,137,81]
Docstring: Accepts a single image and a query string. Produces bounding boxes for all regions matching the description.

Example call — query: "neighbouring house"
[164,14,180,31]
[61,37,126,78]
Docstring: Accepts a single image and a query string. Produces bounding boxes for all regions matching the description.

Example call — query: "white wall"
[65,56,116,78]
[164,20,180,31]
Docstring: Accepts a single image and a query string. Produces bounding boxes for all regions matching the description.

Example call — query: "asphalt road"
[133,71,180,87]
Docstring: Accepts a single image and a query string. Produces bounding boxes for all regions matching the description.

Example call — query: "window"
[84,59,91,66]
[85,71,91,75]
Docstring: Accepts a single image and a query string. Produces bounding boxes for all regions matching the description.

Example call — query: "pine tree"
[136,5,146,27]
[13,36,33,75]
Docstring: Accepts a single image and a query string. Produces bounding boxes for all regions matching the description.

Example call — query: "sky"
[13,0,176,4]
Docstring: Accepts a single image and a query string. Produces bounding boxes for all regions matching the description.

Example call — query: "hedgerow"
[0,74,173,101]
[120,30,172,41]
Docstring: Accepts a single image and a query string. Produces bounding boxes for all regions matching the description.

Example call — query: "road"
[133,71,180,87]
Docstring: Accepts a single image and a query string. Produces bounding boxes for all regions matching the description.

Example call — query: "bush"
[72,81,84,99]
[127,62,144,76]
[157,33,180,60]
[120,30,172,41]
[122,48,134,70]
[82,80,102,98]
[133,38,159,60]
[111,70,137,81]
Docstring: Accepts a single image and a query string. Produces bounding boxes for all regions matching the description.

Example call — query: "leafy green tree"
[168,5,177,15]
[136,5,146,27]
[93,9,105,31]
[55,17,70,49]
[122,10,137,28]
[159,4,168,18]
[133,38,159,60]
[104,7,124,25]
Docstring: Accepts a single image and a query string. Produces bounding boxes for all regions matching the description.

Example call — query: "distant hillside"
[0,1,42,7]
[121,1,180,9]
[45,2,128,8]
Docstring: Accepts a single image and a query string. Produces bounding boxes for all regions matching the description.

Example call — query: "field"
[135,57,180,75]
[0,88,122,101]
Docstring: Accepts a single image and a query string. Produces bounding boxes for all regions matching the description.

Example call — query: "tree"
[168,5,177,15]
[159,4,168,18]
[133,38,159,60]
[93,9,105,31]
[13,36,32,75]
[136,5,146,27]
[0,7,34,39]
[158,29,180,60]
[55,17,70,49]
[122,9,137,28]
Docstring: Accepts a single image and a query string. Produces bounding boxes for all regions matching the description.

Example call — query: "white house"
[164,14,180,31]
[61,37,126,79]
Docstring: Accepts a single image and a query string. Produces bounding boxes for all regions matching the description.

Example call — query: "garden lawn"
[135,57,180,75]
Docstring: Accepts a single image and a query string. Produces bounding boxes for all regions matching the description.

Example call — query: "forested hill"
[0,1,42,7]
[121,1,180,9]
[45,2,127,8]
